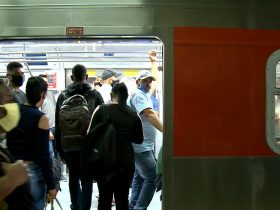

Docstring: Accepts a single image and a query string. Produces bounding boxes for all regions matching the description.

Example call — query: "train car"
[1,1,280,209]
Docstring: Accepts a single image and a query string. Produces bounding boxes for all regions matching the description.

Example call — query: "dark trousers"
[97,167,134,210]
[64,151,93,210]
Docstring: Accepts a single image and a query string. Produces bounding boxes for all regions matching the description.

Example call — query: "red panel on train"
[174,27,280,157]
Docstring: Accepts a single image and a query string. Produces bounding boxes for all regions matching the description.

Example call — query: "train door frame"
[0,34,173,210]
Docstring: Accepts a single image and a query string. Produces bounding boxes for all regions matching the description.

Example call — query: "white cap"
[136,70,155,81]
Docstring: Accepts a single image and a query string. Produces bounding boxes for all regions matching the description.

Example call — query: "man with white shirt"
[98,69,121,104]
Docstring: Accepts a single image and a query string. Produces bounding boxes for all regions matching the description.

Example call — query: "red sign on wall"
[66,27,84,35]
[47,72,57,89]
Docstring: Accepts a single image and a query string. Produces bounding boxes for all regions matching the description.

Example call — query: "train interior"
[0,38,164,209]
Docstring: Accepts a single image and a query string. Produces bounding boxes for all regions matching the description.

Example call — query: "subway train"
[1,1,280,210]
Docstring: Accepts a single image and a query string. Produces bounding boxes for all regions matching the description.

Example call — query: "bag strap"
[44,198,63,210]
[84,90,96,115]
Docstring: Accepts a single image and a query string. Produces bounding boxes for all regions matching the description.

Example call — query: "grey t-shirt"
[13,89,26,104]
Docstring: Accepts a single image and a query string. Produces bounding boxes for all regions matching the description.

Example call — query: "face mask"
[94,82,102,87]
[0,103,20,132]
[111,79,119,87]
[138,83,147,93]
[11,75,24,87]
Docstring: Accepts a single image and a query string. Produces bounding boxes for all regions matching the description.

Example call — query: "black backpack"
[81,105,118,182]
[58,92,93,150]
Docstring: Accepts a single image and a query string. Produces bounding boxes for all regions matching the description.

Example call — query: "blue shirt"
[129,89,156,153]
[150,95,159,112]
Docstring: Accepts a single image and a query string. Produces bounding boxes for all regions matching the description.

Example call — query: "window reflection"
[276,62,280,88]
[275,95,280,143]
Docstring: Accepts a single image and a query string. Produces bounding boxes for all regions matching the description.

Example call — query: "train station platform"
[46,175,162,210]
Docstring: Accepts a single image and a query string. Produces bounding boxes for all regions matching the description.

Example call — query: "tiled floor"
[47,176,162,210]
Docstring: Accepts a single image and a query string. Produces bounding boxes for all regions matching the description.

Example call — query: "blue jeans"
[49,127,55,158]
[49,141,54,158]
[129,151,156,210]
[28,163,47,210]
[64,151,93,210]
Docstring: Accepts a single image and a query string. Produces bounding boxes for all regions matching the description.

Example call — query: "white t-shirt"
[98,84,112,104]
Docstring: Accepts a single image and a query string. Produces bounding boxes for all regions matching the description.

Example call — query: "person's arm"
[37,115,57,199]
[94,90,104,107]
[142,108,163,132]
[0,161,29,200]
[149,50,159,96]
[132,92,163,132]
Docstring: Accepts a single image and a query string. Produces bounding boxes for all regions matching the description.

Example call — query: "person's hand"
[149,50,157,62]
[2,160,29,187]
[47,189,58,202]
[49,131,54,141]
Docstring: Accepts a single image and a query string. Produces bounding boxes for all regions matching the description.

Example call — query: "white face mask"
[0,103,20,132]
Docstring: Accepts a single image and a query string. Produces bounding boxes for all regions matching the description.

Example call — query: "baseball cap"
[102,69,122,80]
[136,70,155,81]
[0,103,20,132]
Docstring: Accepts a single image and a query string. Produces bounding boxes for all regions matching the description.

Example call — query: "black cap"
[102,69,122,80]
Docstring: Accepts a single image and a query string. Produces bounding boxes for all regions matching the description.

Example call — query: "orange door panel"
[174,27,280,157]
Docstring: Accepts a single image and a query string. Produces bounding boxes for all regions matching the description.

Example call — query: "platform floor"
[47,176,162,210]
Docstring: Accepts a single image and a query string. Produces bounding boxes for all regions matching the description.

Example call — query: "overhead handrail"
[0,59,162,63]
[0,50,162,54]
[0,56,162,60]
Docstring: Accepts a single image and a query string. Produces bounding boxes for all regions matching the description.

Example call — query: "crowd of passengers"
[0,54,163,210]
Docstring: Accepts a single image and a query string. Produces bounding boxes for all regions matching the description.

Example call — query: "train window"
[275,95,280,143]
[277,64,280,88]
[266,50,280,154]
[0,38,163,90]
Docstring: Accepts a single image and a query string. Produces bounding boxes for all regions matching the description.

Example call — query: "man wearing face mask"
[99,69,122,104]
[6,62,26,104]
[129,70,163,210]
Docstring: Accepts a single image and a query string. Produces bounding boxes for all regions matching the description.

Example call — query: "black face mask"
[11,75,24,87]
[111,79,119,87]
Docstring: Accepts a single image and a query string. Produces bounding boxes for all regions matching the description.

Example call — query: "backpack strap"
[84,90,96,115]
[59,90,69,107]
[101,104,120,174]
